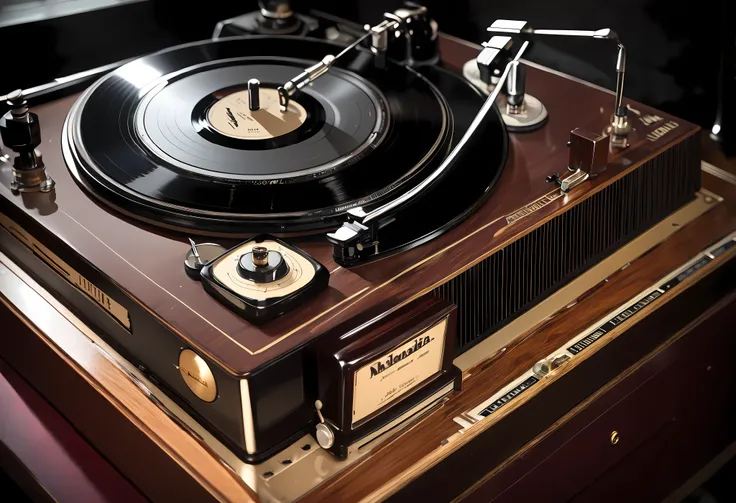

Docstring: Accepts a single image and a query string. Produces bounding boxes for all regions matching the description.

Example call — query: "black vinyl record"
[63,36,456,235]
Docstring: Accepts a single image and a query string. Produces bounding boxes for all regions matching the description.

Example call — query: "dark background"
[0,0,733,137]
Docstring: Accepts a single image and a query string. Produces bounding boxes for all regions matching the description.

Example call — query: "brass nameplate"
[179,349,217,402]
[505,193,562,225]
[352,317,447,425]
[0,213,131,331]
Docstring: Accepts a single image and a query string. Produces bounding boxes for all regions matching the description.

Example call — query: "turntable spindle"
[248,79,260,111]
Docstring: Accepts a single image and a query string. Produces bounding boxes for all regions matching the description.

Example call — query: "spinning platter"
[63,36,508,237]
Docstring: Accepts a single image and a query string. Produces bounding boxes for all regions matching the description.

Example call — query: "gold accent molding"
[0,212,131,331]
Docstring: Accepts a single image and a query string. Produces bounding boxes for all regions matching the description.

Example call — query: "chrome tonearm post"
[327,40,531,266]
[277,19,399,112]
[487,20,630,140]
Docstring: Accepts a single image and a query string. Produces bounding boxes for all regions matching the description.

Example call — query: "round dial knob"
[236,246,289,283]
[258,0,293,19]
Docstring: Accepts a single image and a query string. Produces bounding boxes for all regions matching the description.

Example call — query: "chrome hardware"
[314,400,335,449]
[188,238,203,265]
[369,18,399,70]
[505,60,526,114]
[328,40,531,265]
[258,0,293,20]
[559,129,610,194]
[277,25,374,111]
[476,36,512,85]
[278,55,335,111]
[247,79,260,111]
[532,354,570,378]
[0,89,55,193]
[466,36,548,133]
[487,20,630,144]
[532,359,551,377]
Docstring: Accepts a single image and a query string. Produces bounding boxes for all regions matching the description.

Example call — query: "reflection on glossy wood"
[0,33,731,503]
[0,35,702,374]
[300,170,736,503]
[0,258,257,503]
[0,360,147,503]
[463,292,736,503]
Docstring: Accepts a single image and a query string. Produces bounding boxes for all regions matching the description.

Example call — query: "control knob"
[0,89,55,193]
[237,245,289,283]
[388,2,439,65]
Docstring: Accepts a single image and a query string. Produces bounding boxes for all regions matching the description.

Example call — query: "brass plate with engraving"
[0,212,131,330]
[352,318,448,425]
[179,349,218,402]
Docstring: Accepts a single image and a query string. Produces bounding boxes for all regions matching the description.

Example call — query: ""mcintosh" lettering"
[370,335,433,378]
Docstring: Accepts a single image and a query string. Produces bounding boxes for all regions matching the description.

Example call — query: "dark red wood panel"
[0,359,147,503]
[463,292,736,503]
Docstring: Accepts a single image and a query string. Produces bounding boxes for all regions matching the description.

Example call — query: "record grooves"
[63,36,508,238]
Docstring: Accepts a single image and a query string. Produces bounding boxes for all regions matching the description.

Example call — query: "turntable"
[1,2,733,502]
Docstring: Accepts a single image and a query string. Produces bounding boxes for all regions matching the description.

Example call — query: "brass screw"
[610,431,620,445]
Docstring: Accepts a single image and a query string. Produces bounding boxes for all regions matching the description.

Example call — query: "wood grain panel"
[472,293,736,503]
[0,359,147,503]
[0,34,701,374]
[0,170,732,503]
[0,259,257,503]
[300,170,736,502]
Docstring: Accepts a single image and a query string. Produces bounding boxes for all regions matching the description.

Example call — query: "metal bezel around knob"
[315,423,335,449]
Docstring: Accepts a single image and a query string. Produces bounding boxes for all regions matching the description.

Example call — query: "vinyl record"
[63,36,455,235]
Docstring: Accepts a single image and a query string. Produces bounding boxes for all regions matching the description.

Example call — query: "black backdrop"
[0,0,732,131]
[308,0,730,130]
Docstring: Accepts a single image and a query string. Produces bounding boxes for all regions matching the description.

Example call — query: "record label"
[207,88,307,140]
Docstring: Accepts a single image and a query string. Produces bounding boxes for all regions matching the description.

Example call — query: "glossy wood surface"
[0,359,147,503]
[462,291,736,503]
[1,168,734,503]
[0,35,700,375]
[0,258,257,503]
[299,169,736,502]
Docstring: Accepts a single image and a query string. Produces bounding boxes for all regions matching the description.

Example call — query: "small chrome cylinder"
[506,60,526,113]
[248,79,260,111]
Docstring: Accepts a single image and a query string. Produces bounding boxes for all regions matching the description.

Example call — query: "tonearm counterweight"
[277,4,437,110]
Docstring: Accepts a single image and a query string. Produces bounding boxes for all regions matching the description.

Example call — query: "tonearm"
[486,20,631,140]
[276,3,437,111]
[326,37,530,266]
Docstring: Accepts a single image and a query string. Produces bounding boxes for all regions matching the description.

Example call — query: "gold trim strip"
[702,161,736,186]
[240,379,257,455]
[0,253,245,503]
[0,213,131,331]
[0,250,455,503]
[361,231,736,503]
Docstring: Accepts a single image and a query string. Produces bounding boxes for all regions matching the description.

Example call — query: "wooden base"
[1,165,736,502]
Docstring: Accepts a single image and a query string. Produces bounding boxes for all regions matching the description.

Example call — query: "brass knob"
[252,246,269,266]
[610,430,620,445]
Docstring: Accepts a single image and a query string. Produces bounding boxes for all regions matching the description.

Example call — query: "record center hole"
[302,444,312,451]
[263,471,274,479]
[281,459,292,465]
